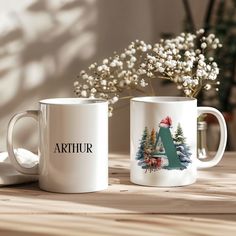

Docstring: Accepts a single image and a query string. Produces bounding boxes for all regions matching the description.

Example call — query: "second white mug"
[130,96,227,187]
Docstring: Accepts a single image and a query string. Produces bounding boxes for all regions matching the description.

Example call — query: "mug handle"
[197,107,227,169]
[7,110,39,175]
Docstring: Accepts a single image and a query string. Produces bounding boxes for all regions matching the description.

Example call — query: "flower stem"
[119,96,134,100]
[149,78,155,95]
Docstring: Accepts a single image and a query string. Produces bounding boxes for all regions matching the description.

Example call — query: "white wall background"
[1,0,222,154]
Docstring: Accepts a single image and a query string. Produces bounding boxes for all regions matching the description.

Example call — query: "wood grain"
[0,152,235,235]
[0,214,235,236]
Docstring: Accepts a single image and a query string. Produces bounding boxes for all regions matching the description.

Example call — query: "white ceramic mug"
[7,98,108,193]
[130,96,227,187]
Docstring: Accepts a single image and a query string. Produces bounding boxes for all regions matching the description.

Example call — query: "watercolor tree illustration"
[173,123,192,167]
[136,127,149,169]
[136,126,158,171]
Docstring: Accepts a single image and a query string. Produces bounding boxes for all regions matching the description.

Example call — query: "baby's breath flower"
[103,59,109,64]
[82,74,88,80]
[74,81,79,86]
[110,61,116,67]
[112,96,119,103]
[201,42,207,49]
[100,80,107,86]
[204,84,212,90]
[74,29,221,116]
[140,79,148,87]
[81,90,87,97]
[197,29,205,34]
[91,88,97,93]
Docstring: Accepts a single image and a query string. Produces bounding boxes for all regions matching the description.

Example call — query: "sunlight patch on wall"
[0,0,97,151]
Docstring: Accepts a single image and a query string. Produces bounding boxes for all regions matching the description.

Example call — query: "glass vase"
[197,121,208,159]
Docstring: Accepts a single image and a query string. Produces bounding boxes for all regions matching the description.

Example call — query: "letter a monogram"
[136,116,192,173]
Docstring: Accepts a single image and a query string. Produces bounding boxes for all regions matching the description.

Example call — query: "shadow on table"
[0,164,235,215]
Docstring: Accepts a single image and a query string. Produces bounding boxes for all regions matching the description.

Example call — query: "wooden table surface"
[0,152,236,236]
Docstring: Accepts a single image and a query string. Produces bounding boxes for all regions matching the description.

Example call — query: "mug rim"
[131,96,196,103]
[39,98,108,105]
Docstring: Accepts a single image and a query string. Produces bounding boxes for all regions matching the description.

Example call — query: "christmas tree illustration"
[173,123,192,167]
[150,128,156,146]
[173,123,186,144]
[136,127,149,169]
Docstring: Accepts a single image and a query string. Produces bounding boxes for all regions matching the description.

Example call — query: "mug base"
[39,184,108,193]
[130,178,196,187]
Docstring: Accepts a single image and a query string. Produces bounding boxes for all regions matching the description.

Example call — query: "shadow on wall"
[0,0,159,154]
[0,0,190,154]
[0,0,97,151]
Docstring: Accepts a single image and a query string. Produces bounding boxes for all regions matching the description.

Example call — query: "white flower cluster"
[74,29,221,116]
[140,29,221,97]
[74,40,152,116]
